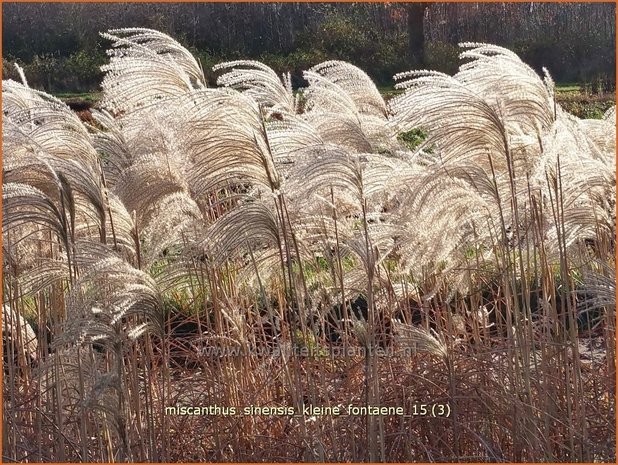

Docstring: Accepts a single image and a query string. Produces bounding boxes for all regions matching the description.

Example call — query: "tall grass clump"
[3,29,615,462]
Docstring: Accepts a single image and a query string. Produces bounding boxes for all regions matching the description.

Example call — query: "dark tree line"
[2,2,615,92]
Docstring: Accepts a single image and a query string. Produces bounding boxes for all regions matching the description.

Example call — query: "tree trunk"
[407,3,428,67]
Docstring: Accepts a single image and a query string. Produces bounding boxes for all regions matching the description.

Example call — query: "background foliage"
[3,2,616,92]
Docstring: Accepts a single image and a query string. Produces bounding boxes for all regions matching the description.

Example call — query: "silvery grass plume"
[55,240,163,350]
[389,43,615,280]
[2,77,117,290]
[163,88,294,288]
[308,61,388,117]
[47,240,163,460]
[214,60,298,113]
[92,105,204,267]
[216,58,400,154]
[390,42,555,179]
[302,61,398,153]
[534,109,616,256]
[2,69,164,315]
[393,321,449,361]
[100,28,206,114]
[279,144,416,307]
[388,45,545,279]
[264,114,326,168]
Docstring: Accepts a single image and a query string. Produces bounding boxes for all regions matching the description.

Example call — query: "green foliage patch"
[397,128,428,151]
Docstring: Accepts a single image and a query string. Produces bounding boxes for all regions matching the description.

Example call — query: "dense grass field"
[3,30,616,462]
